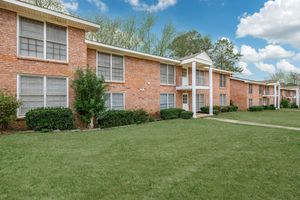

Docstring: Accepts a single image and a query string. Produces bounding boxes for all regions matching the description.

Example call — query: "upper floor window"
[220,74,226,87]
[196,70,205,86]
[265,86,270,95]
[249,84,253,94]
[259,85,263,95]
[97,53,124,82]
[160,64,175,85]
[19,17,67,61]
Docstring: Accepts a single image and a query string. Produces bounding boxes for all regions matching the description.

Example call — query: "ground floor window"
[196,94,205,111]
[259,98,263,105]
[160,93,175,110]
[18,75,68,116]
[248,98,253,107]
[264,98,269,106]
[105,93,125,110]
[220,94,226,106]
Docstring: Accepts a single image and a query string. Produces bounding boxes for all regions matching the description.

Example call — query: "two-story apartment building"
[230,77,281,110]
[281,85,300,105]
[0,0,232,129]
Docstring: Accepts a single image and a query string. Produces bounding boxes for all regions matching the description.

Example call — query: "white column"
[274,84,277,108]
[209,66,213,115]
[277,82,281,109]
[192,61,197,118]
[296,89,300,107]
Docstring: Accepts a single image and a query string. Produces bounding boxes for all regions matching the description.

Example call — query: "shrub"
[97,110,150,128]
[72,68,107,128]
[280,98,289,108]
[200,106,220,115]
[180,111,193,119]
[248,106,264,112]
[264,105,276,110]
[0,90,22,130]
[25,107,74,131]
[160,108,184,120]
[290,103,299,109]
[228,105,238,112]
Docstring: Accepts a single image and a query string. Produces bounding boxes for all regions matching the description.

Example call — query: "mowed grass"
[216,109,300,128]
[0,119,300,200]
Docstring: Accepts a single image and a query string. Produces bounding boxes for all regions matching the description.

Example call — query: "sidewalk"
[207,118,300,131]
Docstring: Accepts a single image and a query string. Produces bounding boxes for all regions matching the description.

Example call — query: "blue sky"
[63,0,300,80]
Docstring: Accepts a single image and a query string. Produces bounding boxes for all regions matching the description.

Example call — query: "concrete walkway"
[207,118,300,132]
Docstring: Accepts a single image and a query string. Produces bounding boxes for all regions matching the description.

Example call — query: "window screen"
[112,55,124,81]
[220,94,227,106]
[46,77,67,107]
[160,64,168,84]
[196,70,205,86]
[112,93,124,110]
[19,17,44,58]
[196,94,205,111]
[46,23,67,61]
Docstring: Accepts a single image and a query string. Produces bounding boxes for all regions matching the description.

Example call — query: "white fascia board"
[86,40,180,65]
[0,0,99,31]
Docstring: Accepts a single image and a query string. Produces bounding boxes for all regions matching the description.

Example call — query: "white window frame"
[17,15,68,63]
[160,93,176,110]
[105,92,125,110]
[96,51,125,83]
[16,74,69,117]
[220,94,227,106]
[160,64,176,86]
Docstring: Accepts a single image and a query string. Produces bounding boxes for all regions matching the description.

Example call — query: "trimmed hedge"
[25,107,74,131]
[290,103,299,109]
[200,105,238,114]
[97,109,149,128]
[160,108,184,120]
[248,106,264,112]
[180,111,193,119]
[280,98,289,108]
[264,105,276,110]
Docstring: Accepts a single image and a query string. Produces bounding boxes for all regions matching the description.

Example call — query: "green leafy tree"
[154,22,176,57]
[72,68,107,128]
[210,38,242,72]
[169,30,213,58]
[0,90,22,130]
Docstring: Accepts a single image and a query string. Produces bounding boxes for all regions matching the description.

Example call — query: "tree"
[154,22,176,57]
[0,90,22,131]
[138,14,156,54]
[169,30,213,58]
[72,68,107,128]
[287,72,300,85]
[21,0,67,13]
[268,71,300,84]
[210,38,242,72]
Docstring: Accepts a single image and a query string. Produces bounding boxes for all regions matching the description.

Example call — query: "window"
[265,86,270,95]
[160,64,175,85]
[196,94,205,111]
[46,23,67,61]
[259,85,263,95]
[18,75,67,116]
[160,93,175,110]
[97,53,124,82]
[18,17,67,61]
[249,84,253,94]
[220,94,226,106]
[259,98,263,105]
[196,70,205,86]
[105,93,125,110]
[248,99,253,107]
[220,74,226,87]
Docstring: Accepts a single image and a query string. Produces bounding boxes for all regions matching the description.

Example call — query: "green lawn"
[0,120,300,200]
[216,109,300,128]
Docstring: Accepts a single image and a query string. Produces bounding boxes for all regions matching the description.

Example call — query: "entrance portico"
[178,52,214,118]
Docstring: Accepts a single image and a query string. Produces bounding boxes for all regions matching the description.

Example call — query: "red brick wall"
[0,9,88,129]
[230,79,248,110]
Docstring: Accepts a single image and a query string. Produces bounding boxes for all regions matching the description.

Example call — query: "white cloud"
[254,62,276,74]
[236,0,300,48]
[276,59,300,73]
[238,62,252,76]
[87,0,107,12]
[63,0,78,11]
[125,0,176,12]
[241,44,294,63]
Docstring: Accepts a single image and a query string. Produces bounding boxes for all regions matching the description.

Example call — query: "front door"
[182,93,189,111]
[182,68,188,86]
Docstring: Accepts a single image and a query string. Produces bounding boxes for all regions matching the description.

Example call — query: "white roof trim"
[86,40,180,64]
[180,52,213,66]
[0,0,99,31]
